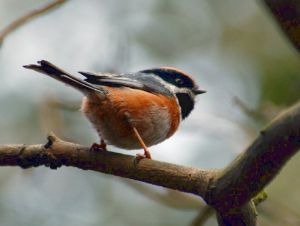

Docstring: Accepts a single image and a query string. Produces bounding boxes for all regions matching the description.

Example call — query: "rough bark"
[1,101,300,225]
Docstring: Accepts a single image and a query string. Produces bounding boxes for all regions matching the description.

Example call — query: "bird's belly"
[81,90,180,150]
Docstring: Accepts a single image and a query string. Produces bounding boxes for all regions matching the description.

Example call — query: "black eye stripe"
[141,69,194,88]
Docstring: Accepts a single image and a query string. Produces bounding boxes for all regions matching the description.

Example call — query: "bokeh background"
[0,0,300,225]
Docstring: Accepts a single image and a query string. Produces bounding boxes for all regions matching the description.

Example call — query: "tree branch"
[0,0,68,44]
[1,101,300,226]
[124,180,204,209]
[0,132,213,197]
[216,202,257,226]
[263,0,300,52]
[206,102,300,226]
[206,102,300,211]
[190,206,214,226]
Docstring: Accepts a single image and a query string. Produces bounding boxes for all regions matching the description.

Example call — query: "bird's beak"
[193,88,206,95]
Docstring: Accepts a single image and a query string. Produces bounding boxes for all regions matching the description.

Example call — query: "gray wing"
[79,71,172,96]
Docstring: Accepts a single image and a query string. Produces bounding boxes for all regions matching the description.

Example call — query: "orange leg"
[90,138,107,151]
[132,126,152,160]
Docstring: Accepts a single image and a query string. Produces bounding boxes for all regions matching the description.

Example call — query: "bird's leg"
[90,138,107,151]
[132,126,152,160]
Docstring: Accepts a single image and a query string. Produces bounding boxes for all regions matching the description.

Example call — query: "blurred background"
[0,0,300,225]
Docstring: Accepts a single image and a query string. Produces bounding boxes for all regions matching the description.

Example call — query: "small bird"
[24,60,205,160]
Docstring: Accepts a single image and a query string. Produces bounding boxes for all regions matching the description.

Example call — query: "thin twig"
[190,206,214,226]
[0,0,68,44]
[263,0,300,52]
[124,180,204,209]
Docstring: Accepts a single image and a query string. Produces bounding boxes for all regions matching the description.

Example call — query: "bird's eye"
[175,78,183,85]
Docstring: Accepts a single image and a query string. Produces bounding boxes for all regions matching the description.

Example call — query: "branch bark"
[0,101,300,225]
[206,102,300,211]
[206,102,300,225]
[0,133,213,197]
[263,0,300,52]
[0,0,68,44]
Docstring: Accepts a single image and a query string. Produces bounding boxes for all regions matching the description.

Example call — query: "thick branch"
[216,202,257,226]
[0,101,300,226]
[0,133,213,197]
[0,104,299,226]
[207,102,300,212]
[0,0,68,44]
[263,0,300,52]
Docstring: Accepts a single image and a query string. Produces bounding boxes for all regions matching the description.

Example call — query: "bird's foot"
[134,149,152,165]
[90,142,107,152]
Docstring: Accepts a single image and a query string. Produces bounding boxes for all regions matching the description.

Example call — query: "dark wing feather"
[79,71,144,89]
[79,71,173,96]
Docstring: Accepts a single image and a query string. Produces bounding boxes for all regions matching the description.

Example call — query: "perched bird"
[24,60,205,159]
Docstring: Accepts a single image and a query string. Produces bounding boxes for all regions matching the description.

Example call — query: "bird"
[24,60,206,160]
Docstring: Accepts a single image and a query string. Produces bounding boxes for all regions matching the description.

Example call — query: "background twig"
[0,0,68,44]
[263,0,300,52]
[190,206,214,226]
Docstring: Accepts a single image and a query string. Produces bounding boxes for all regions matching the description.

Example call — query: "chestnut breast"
[81,87,181,149]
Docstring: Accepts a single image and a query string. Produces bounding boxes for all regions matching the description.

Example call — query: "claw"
[134,148,152,165]
[136,149,152,160]
[90,140,107,152]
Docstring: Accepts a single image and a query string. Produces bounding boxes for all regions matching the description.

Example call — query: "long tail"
[23,60,105,95]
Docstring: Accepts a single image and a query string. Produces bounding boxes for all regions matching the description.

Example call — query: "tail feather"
[23,60,105,95]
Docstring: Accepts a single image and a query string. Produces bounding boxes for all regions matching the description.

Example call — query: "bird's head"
[140,67,206,119]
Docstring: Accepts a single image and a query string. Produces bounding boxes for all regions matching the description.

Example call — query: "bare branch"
[216,202,257,226]
[0,132,213,197]
[207,102,300,212]
[124,180,204,209]
[0,0,68,44]
[0,101,300,226]
[263,0,300,52]
[190,206,214,226]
